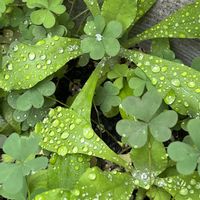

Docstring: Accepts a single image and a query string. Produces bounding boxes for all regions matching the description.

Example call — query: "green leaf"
[116,120,148,148]
[107,64,129,79]
[0,37,81,91]
[191,56,200,71]
[155,173,200,200]
[146,186,171,200]
[29,154,90,198]
[23,157,48,175]
[95,81,121,113]
[130,136,167,176]
[35,64,130,170]
[0,163,24,193]
[121,49,200,117]
[83,0,100,16]
[34,188,71,200]
[127,1,200,46]
[72,167,135,199]
[16,91,32,111]
[135,0,157,22]
[101,0,137,31]
[36,80,56,96]
[149,110,178,142]
[187,119,200,149]
[121,90,162,122]
[167,142,199,175]
[3,133,39,161]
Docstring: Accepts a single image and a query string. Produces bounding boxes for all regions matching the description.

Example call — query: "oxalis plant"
[0,0,200,199]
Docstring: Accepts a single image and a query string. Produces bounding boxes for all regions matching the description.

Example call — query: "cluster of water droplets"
[155,175,200,198]
[71,167,133,200]
[35,106,124,167]
[0,36,81,91]
[131,168,157,190]
[124,49,200,117]
[137,1,200,41]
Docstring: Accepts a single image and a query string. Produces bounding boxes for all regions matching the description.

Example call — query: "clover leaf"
[128,68,153,96]
[81,15,122,60]
[95,81,121,114]
[107,64,129,89]
[168,119,200,175]
[27,0,66,28]
[0,133,48,197]
[116,90,178,148]
[7,80,56,111]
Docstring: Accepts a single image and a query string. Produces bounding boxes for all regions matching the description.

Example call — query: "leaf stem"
[72,9,89,20]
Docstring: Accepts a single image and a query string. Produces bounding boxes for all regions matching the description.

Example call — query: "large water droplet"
[88,172,96,180]
[28,52,36,60]
[6,63,13,70]
[69,124,75,130]
[57,146,68,156]
[171,79,181,87]
[188,81,195,88]
[40,55,46,60]
[4,74,10,80]
[58,48,64,54]
[52,119,59,127]
[72,146,78,153]
[164,90,176,105]
[151,66,160,73]
[151,78,158,85]
[61,131,70,139]
[179,188,188,196]
[83,128,94,139]
[72,189,80,196]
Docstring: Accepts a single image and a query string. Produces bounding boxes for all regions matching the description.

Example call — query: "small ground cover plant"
[0,0,200,199]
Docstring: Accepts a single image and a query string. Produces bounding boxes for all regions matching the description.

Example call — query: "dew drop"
[179,188,188,196]
[69,124,75,130]
[61,131,70,139]
[171,79,181,87]
[188,81,195,88]
[49,109,55,117]
[164,90,176,105]
[72,189,80,196]
[72,146,78,153]
[52,119,59,127]
[6,63,13,70]
[46,59,52,65]
[28,52,36,60]
[95,34,103,41]
[57,146,68,156]
[88,172,96,180]
[58,48,64,54]
[40,55,46,60]
[53,35,60,41]
[151,78,158,85]
[13,45,18,52]
[4,74,10,80]
[151,66,160,73]
[83,128,94,139]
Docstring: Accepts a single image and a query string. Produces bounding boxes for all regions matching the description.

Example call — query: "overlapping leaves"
[116,90,178,148]
[121,49,200,117]
[0,133,48,199]
[168,119,200,175]
[27,0,66,28]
